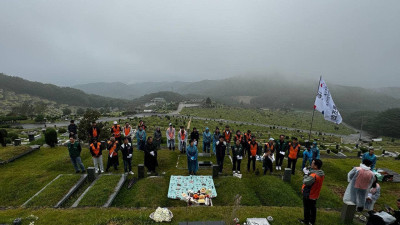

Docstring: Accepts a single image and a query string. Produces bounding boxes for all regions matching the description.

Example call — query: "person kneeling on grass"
[89,139,103,173]
[144,136,158,175]
[121,137,134,175]
[299,159,325,225]
[68,136,85,173]
[106,137,119,172]
[186,139,199,175]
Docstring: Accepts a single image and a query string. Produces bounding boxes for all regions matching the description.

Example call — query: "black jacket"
[190,131,200,141]
[216,141,226,160]
[68,124,77,134]
[121,143,133,160]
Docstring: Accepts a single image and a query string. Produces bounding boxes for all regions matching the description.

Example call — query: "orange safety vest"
[249,141,258,156]
[180,131,186,140]
[235,134,242,142]
[92,127,98,138]
[168,128,175,139]
[288,143,301,159]
[225,131,231,141]
[302,173,325,199]
[245,133,251,141]
[108,141,118,156]
[124,126,131,136]
[112,125,121,138]
[265,143,274,152]
[90,142,101,156]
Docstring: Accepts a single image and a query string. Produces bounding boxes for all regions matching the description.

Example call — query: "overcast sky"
[0,1,399,88]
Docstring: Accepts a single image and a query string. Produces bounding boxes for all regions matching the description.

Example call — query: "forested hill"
[0,73,129,108]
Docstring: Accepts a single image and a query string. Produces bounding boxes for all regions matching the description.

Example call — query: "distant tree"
[62,108,72,116]
[76,108,85,116]
[34,115,45,123]
[77,109,101,141]
[205,97,212,105]
[0,129,7,147]
[34,102,47,115]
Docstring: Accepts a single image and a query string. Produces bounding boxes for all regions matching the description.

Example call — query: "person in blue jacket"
[203,127,212,153]
[187,139,199,175]
[212,127,220,155]
[310,141,320,160]
[302,146,313,170]
[136,126,146,151]
[362,147,377,170]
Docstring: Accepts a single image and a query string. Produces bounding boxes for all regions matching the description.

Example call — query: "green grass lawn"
[0,146,31,162]
[78,174,123,207]
[25,174,82,207]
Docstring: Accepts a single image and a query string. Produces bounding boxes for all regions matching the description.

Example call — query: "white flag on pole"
[314,78,343,124]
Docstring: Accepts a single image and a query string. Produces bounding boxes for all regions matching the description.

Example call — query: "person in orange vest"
[299,159,325,225]
[138,120,147,130]
[122,122,133,143]
[234,130,244,146]
[88,121,100,144]
[224,125,232,155]
[178,126,187,154]
[89,139,103,173]
[166,123,175,151]
[105,137,119,172]
[110,121,122,144]
[243,130,252,157]
[247,135,258,173]
[287,137,301,175]
[263,138,275,175]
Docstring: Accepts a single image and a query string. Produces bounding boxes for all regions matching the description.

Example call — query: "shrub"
[331,148,339,154]
[45,128,58,147]
[7,132,19,142]
[360,146,368,153]
[0,129,7,146]
[58,128,67,134]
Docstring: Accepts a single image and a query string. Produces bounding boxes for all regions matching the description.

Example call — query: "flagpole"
[308,76,322,141]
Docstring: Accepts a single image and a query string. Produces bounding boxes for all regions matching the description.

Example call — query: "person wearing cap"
[212,127,221,155]
[178,126,187,154]
[215,135,226,174]
[203,127,212,153]
[166,123,176,151]
[186,139,199,175]
[310,141,320,160]
[136,125,146,151]
[89,138,103,173]
[232,139,244,174]
[247,135,258,172]
[106,136,119,172]
[224,125,232,155]
[153,127,162,150]
[263,138,275,175]
[190,127,200,146]
[68,120,78,139]
[122,122,133,143]
[111,121,122,144]
[287,137,301,175]
[121,137,134,175]
[275,134,289,171]
[362,147,377,170]
[88,121,100,144]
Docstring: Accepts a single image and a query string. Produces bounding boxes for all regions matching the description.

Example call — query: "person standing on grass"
[365,176,380,211]
[343,159,375,212]
[244,130,252,157]
[67,136,85,173]
[212,127,221,155]
[224,125,232,155]
[186,139,199,175]
[263,138,275,175]
[122,122,133,143]
[275,134,289,171]
[190,127,200,146]
[153,127,162,150]
[106,137,119,172]
[121,137,134,175]
[178,126,187,154]
[247,135,258,173]
[136,125,146,151]
[362,147,377,170]
[215,135,226,174]
[144,136,158,175]
[231,139,244,174]
[287,137,301,175]
[299,159,325,225]
[89,139,103,173]
[166,123,175,151]
[111,121,122,144]
[234,130,245,146]
[68,120,78,139]
[88,121,100,144]
[202,127,212,153]
[310,141,320,160]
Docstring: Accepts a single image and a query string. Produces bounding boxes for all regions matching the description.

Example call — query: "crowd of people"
[64,119,400,225]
